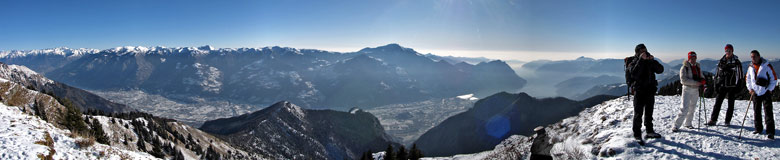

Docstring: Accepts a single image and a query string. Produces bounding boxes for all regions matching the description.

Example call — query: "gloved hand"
[703,85,708,93]
[699,84,708,95]
[700,80,707,85]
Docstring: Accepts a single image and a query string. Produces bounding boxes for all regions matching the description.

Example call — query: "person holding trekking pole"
[673,51,706,132]
[626,44,664,140]
[707,44,743,126]
[745,50,776,140]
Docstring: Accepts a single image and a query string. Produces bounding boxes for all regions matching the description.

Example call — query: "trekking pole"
[696,90,704,130]
[626,86,631,101]
[696,94,704,130]
[738,94,755,140]
[703,94,708,128]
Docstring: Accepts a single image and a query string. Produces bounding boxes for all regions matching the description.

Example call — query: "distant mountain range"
[555,75,623,100]
[1,59,404,159]
[516,56,686,99]
[0,44,526,111]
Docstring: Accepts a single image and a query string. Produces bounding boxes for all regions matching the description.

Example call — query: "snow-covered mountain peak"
[198,45,216,51]
[7,64,39,76]
[0,63,53,84]
[0,47,100,58]
[261,46,302,55]
[575,56,595,61]
[359,43,419,55]
[267,101,306,119]
[109,46,153,55]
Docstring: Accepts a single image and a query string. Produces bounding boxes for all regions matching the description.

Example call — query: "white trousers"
[674,86,699,129]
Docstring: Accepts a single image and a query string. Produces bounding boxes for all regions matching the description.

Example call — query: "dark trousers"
[633,91,655,137]
[530,154,553,160]
[710,87,737,124]
[753,92,776,135]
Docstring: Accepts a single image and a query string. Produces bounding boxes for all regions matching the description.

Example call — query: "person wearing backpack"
[707,44,743,126]
[745,50,777,139]
[627,43,665,140]
[673,51,706,132]
[530,126,553,160]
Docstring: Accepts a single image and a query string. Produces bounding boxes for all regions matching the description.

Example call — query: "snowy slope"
[451,95,780,159]
[0,104,158,160]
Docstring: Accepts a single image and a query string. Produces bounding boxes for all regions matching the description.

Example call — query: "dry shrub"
[76,137,96,149]
[35,132,55,160]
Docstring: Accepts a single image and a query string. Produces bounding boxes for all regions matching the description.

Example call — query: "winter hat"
[688,51,697,59]
[725,44,734,51]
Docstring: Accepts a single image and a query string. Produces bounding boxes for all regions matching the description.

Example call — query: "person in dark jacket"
[530,126,553,160]
[707,44,743,126]
[627,43,664,139]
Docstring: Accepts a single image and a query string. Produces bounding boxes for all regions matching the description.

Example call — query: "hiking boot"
[645,132,662,139]
[671,128,679,132]
[753,130,763,134]
[705,121,716,126]
[769,134,775,140]
[685,125,694,129]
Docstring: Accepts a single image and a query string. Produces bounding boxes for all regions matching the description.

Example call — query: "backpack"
[624,56,638,88]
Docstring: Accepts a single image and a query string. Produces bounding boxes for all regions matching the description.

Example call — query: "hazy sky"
[1,0,778,62]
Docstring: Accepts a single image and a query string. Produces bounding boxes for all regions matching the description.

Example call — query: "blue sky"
[1,0,778,62]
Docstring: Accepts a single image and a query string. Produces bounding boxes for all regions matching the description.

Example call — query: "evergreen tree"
[150,145,164,158]
[61,98,87,134]
[90,118,110,144]
[173,149,185,160]
[360,150,373,160]
[385,144,395,160]
[409,143,423,160]
[137,140,147,152]
[397,145,407,160]
[204,145,221,160]
[33,100,47,121]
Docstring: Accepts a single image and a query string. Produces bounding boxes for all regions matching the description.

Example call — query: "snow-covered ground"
[0,104,158,160]
[548,95,780,159]
[414,95,779,160]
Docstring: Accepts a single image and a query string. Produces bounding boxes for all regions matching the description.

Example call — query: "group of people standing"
[627,43,777,141]
[529,44,775,159]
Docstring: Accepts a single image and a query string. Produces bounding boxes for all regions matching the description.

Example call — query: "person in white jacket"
[745,50,777,139]
[673,51,706,132]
